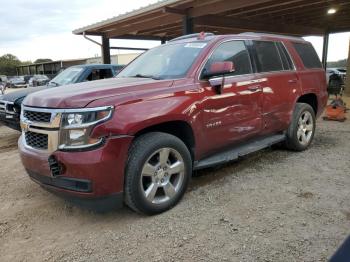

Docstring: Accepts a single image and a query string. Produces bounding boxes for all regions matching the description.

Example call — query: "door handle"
[288,79,298,84]
[248,85,261,91]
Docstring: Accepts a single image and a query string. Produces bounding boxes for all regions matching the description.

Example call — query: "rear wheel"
[285,103,316,151]
[124,132,192,215]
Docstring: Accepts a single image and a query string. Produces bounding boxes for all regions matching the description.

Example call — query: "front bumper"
[19,134,133,211]
[11,84,27,88]
[0,112,21,131]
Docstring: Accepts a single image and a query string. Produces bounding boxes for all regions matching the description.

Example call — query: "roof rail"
[238,32,304,41]
[169,32,215,42]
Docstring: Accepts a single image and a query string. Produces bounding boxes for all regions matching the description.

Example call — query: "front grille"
[0,101,5,113]
[0,101,15,114]
[25,131,48,150]
[24,110,51,122]
[6,103,14,113]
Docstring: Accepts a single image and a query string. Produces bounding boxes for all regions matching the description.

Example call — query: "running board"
[194,134,285,170]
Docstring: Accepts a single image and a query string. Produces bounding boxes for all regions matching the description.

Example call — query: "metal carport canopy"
[73,0,350,64]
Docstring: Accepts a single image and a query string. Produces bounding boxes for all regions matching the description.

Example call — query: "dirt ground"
[0,110,349,262]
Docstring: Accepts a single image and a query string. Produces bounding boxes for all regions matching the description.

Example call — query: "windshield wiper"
[131,74,162,80]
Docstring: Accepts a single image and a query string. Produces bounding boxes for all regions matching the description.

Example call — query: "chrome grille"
[25,131,48,150]
[21,106,61,153]
[0,100,15,114]
[0,101,5,113]
[23,110,51,122]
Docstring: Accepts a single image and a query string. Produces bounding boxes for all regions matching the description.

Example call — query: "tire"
[124,132,192,215]
[285,103,316,151]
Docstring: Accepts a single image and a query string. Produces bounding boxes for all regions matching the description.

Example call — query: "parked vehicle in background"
[23,75,33,84]
[0,64,119,131]
[9,76,27,88]
[0,75,9,94]
[326,68,346,95]
[326,68,346,85]
[47,64,119,87]
[18,33,327,215]
[28,75,50,87]
[112,64,125,74]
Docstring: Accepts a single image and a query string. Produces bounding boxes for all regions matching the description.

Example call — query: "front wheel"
[124,132,192,215]
[285,103,316,151]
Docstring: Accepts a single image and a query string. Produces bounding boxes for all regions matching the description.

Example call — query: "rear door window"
[293,42,322,69]
[201,40,252,79]
[276,43,294,70]
[253,41,284,72]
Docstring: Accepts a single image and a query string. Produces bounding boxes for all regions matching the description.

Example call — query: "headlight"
[59,106,113,150]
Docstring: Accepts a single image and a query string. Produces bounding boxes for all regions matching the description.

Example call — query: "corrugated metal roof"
[73,0,184,34]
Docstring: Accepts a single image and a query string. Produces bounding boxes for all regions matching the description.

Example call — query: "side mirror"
[205,61,235,94]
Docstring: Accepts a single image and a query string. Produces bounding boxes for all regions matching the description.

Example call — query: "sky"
[0,0,349,63]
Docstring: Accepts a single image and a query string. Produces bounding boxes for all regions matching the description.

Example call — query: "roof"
[72,63,116,68]
[73,0,350,39]
[73,0,182,35]
[17,58,86,68]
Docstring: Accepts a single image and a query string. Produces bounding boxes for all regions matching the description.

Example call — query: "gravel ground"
[0,112,349,262]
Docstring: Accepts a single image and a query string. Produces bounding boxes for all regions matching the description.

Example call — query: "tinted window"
[276,43,294,70]
[254,41,283,72]
[201,40,252,78]
[293,43,322,69]
[86,69,114,81]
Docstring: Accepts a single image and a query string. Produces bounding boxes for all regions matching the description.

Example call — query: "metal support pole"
[182,15,193,35]
[101,34,111,64]
[344,38,350,96]
[322,32,329,69]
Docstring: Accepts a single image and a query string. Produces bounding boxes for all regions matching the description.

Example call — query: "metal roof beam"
[188,0,275,17]
[193,14,325,36]
[111,35,166,41]
[105,14,181,38]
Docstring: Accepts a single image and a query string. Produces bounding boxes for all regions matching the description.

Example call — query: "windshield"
[118,42,207,80]
[49,67,83,86]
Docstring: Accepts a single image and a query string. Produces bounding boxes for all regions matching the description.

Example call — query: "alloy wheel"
[297,111,314,145]
[140,147,185,204]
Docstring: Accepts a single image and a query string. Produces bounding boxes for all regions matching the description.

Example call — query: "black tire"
[124,132,192,215]
[285,103,316,151]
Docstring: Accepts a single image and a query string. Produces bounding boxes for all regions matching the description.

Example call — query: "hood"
[23,77,174,108]
[0,86,48,103]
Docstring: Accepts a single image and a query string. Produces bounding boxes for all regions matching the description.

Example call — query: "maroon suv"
[19,33,327,214]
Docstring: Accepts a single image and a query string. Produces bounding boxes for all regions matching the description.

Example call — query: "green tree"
[327,59,347,68]
[0,54,22,75]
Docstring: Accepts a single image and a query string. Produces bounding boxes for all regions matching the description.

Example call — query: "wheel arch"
[297,93,318,115]
[132,120,196,161]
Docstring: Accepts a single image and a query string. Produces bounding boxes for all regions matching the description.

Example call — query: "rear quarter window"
[293,42,322,69]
